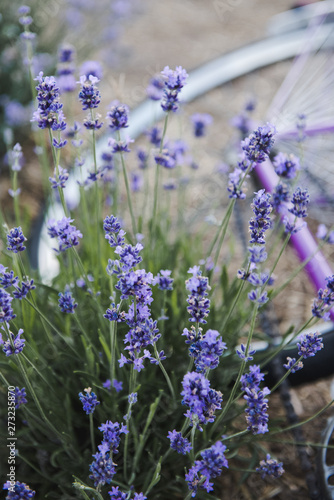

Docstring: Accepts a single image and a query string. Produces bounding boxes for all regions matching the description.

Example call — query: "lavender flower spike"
[79,387,100,414]
[256,454,284,479]
[7,226,27,253]
[242,123,277,164]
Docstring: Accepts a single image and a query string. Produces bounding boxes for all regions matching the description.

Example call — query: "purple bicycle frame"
[255,158,334,321]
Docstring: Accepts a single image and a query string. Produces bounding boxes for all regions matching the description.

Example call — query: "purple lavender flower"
[58,290,77,313]
[145,126,162,147]
[0,270,19,289]
[3,481,35,499]
[128,392,137,405]
[249,189,272,245]
[57,44,76,94]
[115,243,143,271]
[58,44,75,63]
[256,454,284,479]
[79,387,100,414]
[312,277,334,320]
[12,279,36,299]
[103,215,125,248]
[297,331,323,358]
[123,318,160,356]
[244,386,270,434]
[80,60,103,80]
[154,149,176,169]
[98,421,128,454]
[133,494,147,500]
[47,217,83,252]
[108,137,133,153]
[189,329,227,372]
[227,167,246,199]
[282,216,305,235]
[154,270,174,290]
[52,137,67,149]
[185,267,211,324]
[49,166,69,189]
[108,486,127,500]
[288,187,309,218]
[106,102,129,131]
[10,143,24,171]
[136,147,149,169]
[161,66,188,91]
[240,364,264,391]
[0,289,16,323]
[248,245,267,264]
[167,430,192,455]
[32,72,66,131]
[7,227,27,253]
[146,75,165,101]
[160,65,188,112]
[185,441,228,497]
[17,6,31,15]
[273,152,300,179]
[0,328,25,356]
[241,123,277,163]
[181,371,222,428]
[190,113,213,137]
[89,447,116,487]
[272,183,290,211]
[231,113,254,136]
[83,113,103,130]
[283,357,303,373]
[236,343,256,361]
[14,386,27,409]
[131,172,143,192]
[237,151,252,172]
[248,288,268,305]
[247,271,272,287]
[104,302,126,323]
[78,75,101,110]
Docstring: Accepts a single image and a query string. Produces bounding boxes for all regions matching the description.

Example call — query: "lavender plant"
[1,15,334,500]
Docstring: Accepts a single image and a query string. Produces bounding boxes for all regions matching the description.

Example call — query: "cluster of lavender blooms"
[3,481,35,499]
[256,454,284,479]
[237,188,273,306]
[283,330,324,374]
[47,217,83,253]
[312,275,334,320]
[270,151,310,234]
[3,41,334,498]
[103,216,172,371]
[241,365,270,434]
[89,421,128,488]
[228,123,276,199]
[185,441,229,497]
[79,387,100,415]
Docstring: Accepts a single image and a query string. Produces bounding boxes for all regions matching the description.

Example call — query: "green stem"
[109,320,117,384]
[89,413,95,453]
[153,342,175,400]
[270,399,334,435]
